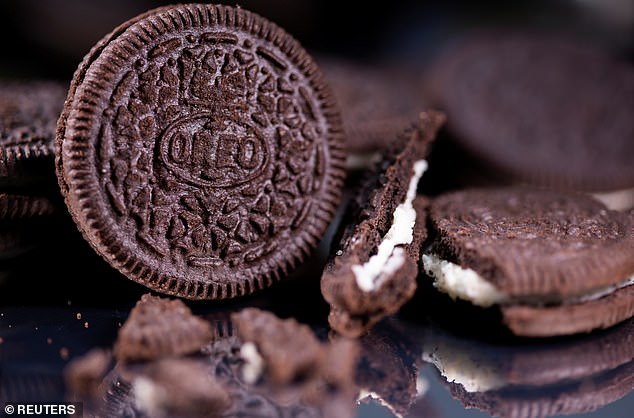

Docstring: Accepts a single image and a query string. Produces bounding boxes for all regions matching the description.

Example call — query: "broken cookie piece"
[130,359,231,418]
[321,111,444,337]
[114,293,213,362]
[231,307,359,417]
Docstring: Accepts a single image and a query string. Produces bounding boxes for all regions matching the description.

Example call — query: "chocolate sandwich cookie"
[0,81,66,186]
[56,4,346,299]
[422,188,634,337]
[320,57,425,155]
[422,319,634,417]
[426,33,634,200]
[114,294,213,362]
[321,111,444,337]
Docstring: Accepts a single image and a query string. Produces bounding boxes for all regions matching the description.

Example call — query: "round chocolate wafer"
[56,4,346,299]
[426,187,634,336]
[1,81,66,184]
[429,188,634,301]
[428,33,634,192]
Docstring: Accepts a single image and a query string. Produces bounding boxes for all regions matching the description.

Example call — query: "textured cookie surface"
[56,4,345,299]
[0,81,66,179]
[322,111,444,337]
[428,188,634,300]
[320,58,425,153]
[0,194,56,220]
[114,294,212,362]
[431,34,634,191]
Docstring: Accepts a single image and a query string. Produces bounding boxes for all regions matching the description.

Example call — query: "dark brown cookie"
[232,307,323,385]
[56,4,346,299]
[231,308,358,389]
[423,188,634,336]
[319,57,426,153]
[0,193,56,220]
[127,359,232,418]
[426,33,634,193]
[321,111,444,337]
[0,81,66,184]
[114,294,213,362]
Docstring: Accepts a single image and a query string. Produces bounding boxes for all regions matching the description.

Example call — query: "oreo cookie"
[321,111,444,337]
[422,188,634,337]
[56,4,346,299]
[1,81,66,186]
[426,33,634,204]
[114,294,213,362]
[126,359,233,418]
[84,307,358,418]
[422,319,634,417]
[320,58,425,154]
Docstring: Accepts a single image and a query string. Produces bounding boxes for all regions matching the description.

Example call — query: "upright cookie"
[0,81,66,185]
[426,33,634,197]
[56,4,346,299]
[321,111,444,337]
[422,188,634,337]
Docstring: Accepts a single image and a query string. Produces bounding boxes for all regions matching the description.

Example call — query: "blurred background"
[1,0,632,81]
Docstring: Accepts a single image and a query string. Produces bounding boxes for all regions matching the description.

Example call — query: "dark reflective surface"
[1,1,633,417]
[1,215,633,417]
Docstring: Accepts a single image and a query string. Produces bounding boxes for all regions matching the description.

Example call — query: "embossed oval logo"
[158,114,269,188]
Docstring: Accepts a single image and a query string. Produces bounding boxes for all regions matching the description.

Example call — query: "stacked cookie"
[0,82,64,260]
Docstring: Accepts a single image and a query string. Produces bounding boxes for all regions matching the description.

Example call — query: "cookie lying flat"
[426,33,634,203]
[422,320,634,417]
[321,111,444,337]
[422,188,634,337]
[1,81,66,185]
[56,4,346,299]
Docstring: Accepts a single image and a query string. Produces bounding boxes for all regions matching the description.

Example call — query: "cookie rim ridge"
[56,3,346,299]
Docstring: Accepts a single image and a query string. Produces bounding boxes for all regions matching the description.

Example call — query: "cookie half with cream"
[321,111,445,337]
[422,188,634,337]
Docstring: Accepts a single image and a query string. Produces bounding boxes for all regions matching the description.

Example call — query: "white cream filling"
[357,390,404,418]
[422,349,505,393]
[353,160,428,292]
[591,187,634,211]
[422,253,634,307]
[422,253,508,307]
[240,342,264,384]
[133,377,166,417]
